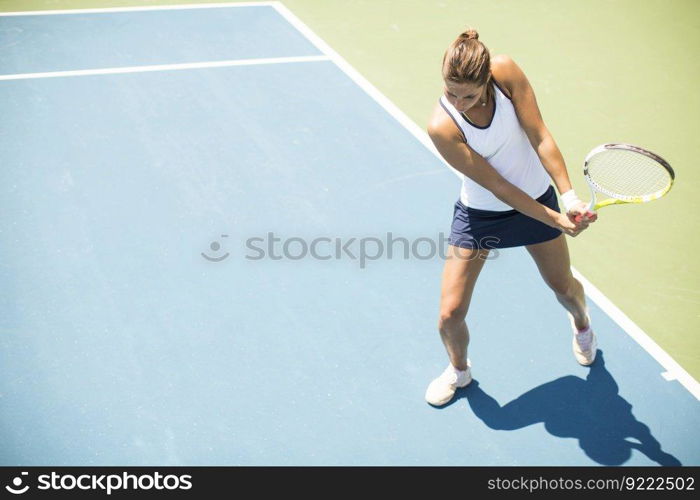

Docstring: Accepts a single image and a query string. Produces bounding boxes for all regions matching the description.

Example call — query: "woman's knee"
[439,302,468,330]
[547,273,578,298]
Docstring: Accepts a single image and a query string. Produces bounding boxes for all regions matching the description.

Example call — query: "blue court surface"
[1,3,698,466]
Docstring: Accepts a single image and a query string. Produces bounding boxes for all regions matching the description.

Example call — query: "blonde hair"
[442,29,493,100]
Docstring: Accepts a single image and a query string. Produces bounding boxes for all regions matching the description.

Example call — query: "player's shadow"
[454,350,681,465]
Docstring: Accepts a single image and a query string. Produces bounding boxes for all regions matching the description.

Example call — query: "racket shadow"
[452,350,681,466]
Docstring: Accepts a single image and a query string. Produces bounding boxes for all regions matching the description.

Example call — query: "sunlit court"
[1,2,698,466]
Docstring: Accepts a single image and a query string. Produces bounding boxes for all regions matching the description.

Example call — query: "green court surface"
[2,0,697,384]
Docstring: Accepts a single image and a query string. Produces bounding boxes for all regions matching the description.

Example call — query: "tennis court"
[1,2,698,465]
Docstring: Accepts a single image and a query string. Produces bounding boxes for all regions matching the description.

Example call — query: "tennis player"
[426,29,597,406]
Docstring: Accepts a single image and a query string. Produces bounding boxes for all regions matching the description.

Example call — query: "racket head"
[583,143,675,208]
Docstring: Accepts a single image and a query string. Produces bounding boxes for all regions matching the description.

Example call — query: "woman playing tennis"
[426,29,597,406]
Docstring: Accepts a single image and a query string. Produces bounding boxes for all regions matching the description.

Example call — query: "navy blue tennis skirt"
[449,185,562,249]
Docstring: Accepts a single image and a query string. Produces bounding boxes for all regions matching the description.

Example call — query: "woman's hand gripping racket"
[574,143,675,223]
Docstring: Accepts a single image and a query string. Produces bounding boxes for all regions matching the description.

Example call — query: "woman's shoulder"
[490,54,521,97]
[490,54,518,78]
[427,99,468,147]
[427,100,459,140]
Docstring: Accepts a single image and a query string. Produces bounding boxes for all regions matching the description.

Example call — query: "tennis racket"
[575,143,675,222]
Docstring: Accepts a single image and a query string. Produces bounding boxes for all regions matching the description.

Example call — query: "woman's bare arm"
[427,103,580,235]
[492,55,593,224]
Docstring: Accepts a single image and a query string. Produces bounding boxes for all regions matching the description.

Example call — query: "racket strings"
[586,149,671,199]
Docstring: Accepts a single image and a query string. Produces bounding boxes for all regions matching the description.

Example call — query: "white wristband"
[560,189,581,213]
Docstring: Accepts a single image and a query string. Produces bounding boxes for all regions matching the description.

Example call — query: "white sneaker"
[425,361,472,406]
[568,311,597,366]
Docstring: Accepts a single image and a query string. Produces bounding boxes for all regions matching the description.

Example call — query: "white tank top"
[439,82,551,211]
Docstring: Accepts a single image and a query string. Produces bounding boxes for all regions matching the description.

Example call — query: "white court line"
[271,1,700,401]
[0,2,273,16]
[0,55,330,81]
[573,269,700,399]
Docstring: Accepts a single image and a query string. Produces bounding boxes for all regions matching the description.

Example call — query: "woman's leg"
[438,244,490,369]
[426,244,490,405]
[526,234,597,365]
[525,234,589,329]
